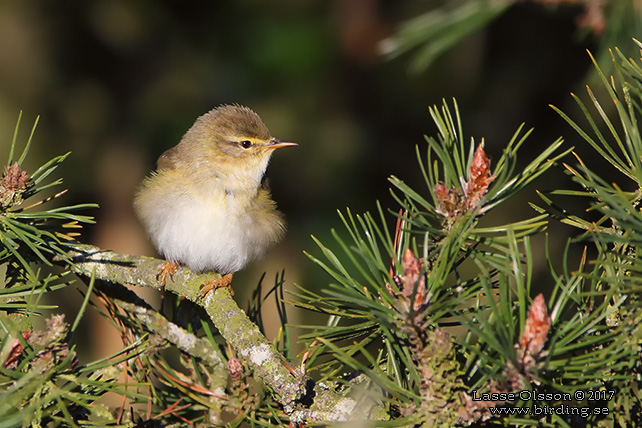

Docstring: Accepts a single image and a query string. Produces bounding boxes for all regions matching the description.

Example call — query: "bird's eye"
[240,140,252,149]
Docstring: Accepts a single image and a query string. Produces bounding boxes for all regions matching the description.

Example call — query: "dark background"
[1,0,636,357]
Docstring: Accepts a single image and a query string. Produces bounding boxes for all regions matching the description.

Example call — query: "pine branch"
[113,296,225,371]
[60,243,379,423]
[89,279,229,422]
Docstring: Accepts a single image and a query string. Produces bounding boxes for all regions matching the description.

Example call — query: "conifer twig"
[60,243,375,423]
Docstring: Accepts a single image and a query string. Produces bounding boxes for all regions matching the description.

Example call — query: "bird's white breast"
[136,170,284,274]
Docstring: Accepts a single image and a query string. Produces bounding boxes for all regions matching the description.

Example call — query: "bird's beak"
[266,139,298,150]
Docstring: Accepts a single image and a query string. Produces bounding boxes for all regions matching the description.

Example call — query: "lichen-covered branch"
[92,278,227,372]
[99,285,229,424]
[62,243,370,423]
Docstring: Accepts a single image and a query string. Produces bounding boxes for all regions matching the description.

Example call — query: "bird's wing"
[157,146,181,170]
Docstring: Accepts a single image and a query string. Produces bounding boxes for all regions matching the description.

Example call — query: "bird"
[134,105,297,294]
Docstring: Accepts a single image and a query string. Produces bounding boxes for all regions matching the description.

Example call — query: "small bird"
[134,105,297,293]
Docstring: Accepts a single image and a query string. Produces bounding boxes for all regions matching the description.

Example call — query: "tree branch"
[92,280,228,423]
[62,243,374,423]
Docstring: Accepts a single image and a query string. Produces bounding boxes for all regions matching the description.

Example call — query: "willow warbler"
[134,105,297,291]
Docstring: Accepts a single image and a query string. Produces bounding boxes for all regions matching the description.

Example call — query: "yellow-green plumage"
[134,105,296,274]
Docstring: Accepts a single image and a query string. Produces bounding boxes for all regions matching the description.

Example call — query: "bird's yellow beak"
[266,139,298,150]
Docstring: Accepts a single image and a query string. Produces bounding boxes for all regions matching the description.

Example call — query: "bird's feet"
[199,273,234,298]
[156,261,180,287]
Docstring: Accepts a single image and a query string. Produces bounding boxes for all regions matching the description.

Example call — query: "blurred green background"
[1,0,639,356]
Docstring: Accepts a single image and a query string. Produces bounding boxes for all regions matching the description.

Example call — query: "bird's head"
[185,105,297,170]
